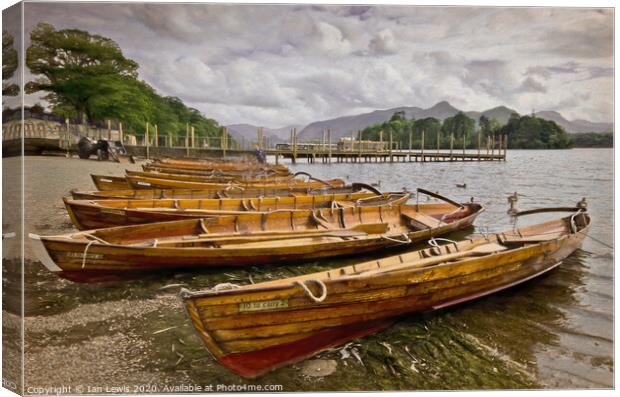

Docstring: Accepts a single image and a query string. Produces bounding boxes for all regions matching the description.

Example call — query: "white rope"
[295,279,327,302]
[428,237,457,248]
[81,240,96,269]
[212,283,241,291]
[381,233,412,244]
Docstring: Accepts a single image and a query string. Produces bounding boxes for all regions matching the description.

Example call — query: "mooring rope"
[81,240,96,269]
[212,283,241,291]
[295,279,327,302]
[427,237,457,248]
[381,233,412,244]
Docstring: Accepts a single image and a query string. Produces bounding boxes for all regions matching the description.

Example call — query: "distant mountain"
[296,102,612,141]
[534,111,613,134]
[225,123,302,144]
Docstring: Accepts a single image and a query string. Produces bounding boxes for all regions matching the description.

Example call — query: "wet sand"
[2,150,613,392]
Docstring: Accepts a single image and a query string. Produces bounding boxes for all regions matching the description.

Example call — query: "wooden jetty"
[4,116,508,164]
[268,128,508,164]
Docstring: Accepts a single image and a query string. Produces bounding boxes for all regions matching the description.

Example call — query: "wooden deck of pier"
[268,149,506,163]
[268,128,508,164]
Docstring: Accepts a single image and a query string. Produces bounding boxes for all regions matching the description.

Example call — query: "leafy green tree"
[25,22,138,122]
[3,30,19,96]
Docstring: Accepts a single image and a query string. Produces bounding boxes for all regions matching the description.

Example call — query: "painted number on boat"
[239,299,288,312]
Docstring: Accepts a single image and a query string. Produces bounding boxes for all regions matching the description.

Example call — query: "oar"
[360,242,507,276]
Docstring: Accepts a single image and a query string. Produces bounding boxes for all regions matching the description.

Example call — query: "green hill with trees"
[360,110,589,149]
[19,22,225,144]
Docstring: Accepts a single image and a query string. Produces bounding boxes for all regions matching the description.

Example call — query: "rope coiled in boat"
[295,279,327,302]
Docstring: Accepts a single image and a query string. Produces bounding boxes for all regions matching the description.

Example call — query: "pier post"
[497,134,502,161]
[292,128,297,164]
[191,126,195,148]
[154,124,159,147]
[358,130,362,159]
[107,119,112,140]
[119,122,123,145]
[450,133,454,161]
[379,130,384,152]
[477,131,481,160]
[491,134,495,157]
[145,121,150,159]
[436,128,440,161]
[408,129,412,161]
[222,127,227,157]
[421,129,425,162]
[463,132,466,157]
[321,129,326,162]
[185,124,189,156]
[504,134,508,160]
[65,118,70,154]
[389,130,393,163]
[328,128,332,163]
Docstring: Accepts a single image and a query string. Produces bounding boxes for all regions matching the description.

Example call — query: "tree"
[3,30,19,96]
[25,22,138,122]
[390,110,406,122]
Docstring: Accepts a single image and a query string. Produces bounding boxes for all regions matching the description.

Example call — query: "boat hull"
[126,175,345,190]
[31,203,483,281]
[181,211,589,377]
[64,192,409,230]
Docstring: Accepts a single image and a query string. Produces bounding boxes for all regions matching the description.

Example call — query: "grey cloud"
[518,77,547,94]
[368,29,398,55]
[13,3,614,126]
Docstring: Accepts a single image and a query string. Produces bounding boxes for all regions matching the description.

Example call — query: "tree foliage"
[24,22,225,144]
[361,110,573,150]
[568,132,612,148]
[2,30,19,96]
[501,114,572,149]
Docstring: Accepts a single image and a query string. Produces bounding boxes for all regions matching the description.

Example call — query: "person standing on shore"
[254,144,266,163]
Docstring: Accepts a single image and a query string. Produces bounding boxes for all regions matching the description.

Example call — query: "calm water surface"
[5,149,613,391]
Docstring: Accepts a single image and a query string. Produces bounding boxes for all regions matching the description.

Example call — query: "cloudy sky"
[4,2,614,127]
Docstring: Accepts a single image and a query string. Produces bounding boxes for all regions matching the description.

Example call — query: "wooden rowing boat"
[70,183,381,200]
[126,174,345,190]
[29,190,483,282]
[179,207,590,378]
[144,163,291,177]
[91,174,131,190]
[64,192,411,230]
[153,158,289,173]
[143,164,291,178]
[126,170,301,184]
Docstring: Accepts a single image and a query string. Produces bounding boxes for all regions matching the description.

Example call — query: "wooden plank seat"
[402,213,443,230]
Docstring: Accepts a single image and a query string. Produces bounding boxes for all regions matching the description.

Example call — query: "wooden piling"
[421,129,425,162]
[504,134,508,160]
[154,124,158,147]
[358,130,362,158]
[477,131,481,160]
[185,123,190,157]
[436,129,440,161]
[107,119,112,140]
[119,122,123,145]
[450,133,454,161]
[463,132,466,156]
[145,121,150,159]
[292,128,297,164]
[389,130,393,163]
[328,128,332,163]
[379,130,383,152]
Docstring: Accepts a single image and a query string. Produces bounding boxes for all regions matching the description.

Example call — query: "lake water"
[2,149,613,391]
